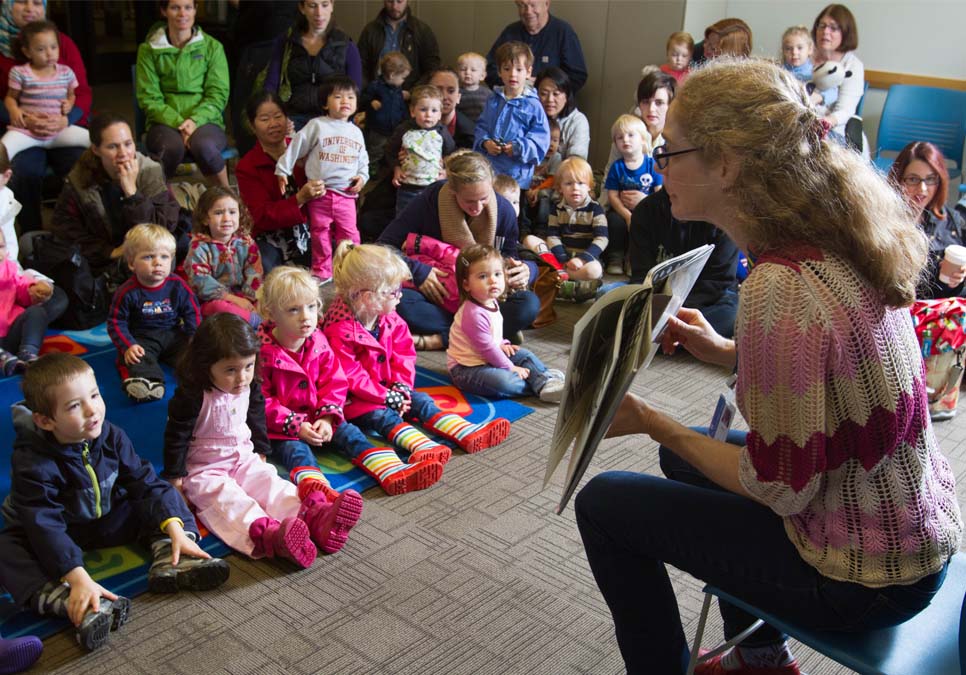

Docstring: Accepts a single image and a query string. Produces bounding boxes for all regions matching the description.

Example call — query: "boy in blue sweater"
[474,42,550,190]
[107,224,201,403]
[0,354,228,652]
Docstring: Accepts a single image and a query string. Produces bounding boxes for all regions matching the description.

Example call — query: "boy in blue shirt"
[474,42,550,189]
[604,115,663,275]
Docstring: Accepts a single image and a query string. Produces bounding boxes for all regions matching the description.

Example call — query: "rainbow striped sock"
[428,413,480,441]
[388,423,442,454]
[291,466,330,488]
[356,447,408,482]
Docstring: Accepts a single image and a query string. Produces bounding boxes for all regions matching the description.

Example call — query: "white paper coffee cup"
[939,245,966,284]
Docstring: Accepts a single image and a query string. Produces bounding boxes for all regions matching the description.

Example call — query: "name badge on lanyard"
[708,374,737,441]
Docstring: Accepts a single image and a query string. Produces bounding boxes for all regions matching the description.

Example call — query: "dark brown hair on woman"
[888,141,949,219]
[812,4,859,52]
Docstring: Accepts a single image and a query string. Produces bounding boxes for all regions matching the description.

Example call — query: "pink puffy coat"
[258,323,349,439]
[401,232,461,314]
[322,296,417,419]
[0,259,34,338]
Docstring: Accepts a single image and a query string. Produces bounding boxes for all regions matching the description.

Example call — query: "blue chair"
[855,80,870,116]
[873,84,966,182]
[130,65,238,173]
[686,554,966,674]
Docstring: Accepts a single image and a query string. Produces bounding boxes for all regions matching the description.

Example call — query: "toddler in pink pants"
[163,313,362,567]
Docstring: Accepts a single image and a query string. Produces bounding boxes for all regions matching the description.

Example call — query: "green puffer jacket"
[135,24,229,131]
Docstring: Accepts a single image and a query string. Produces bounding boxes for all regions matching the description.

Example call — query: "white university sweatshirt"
[275,117,369,196]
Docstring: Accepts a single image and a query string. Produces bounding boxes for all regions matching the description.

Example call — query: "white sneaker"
[606,262,625,276]
[539,374,566,403]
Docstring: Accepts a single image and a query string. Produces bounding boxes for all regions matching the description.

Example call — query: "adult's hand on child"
[511,365,530,380]
[501,343,519,357]
[661,307,736,368]
[296,179,325,206]
[61,98,71,115]
[419,268,449,305]
[391,166,404,188]
[28,281,52,304]
[124,345,145,365]
[165,520,211,566]
[64,567,117,627]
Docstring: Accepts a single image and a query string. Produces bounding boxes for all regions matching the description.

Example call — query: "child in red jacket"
[258,265,442,497]
[323,241,511,490]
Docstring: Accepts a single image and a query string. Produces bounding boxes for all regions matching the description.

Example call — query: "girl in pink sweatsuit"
[163,313,362,568]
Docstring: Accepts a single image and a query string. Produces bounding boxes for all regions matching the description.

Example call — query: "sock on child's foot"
[354,447,443,495]
[388,423,452,465]
[291,466,340,502]
[426,413,510,453]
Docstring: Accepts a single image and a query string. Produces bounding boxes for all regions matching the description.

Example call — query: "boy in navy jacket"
[0,354,228,652]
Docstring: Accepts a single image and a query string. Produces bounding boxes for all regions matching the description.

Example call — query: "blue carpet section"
[0,325,533,640]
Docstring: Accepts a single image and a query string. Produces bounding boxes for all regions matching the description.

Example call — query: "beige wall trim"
[865,70,966,92]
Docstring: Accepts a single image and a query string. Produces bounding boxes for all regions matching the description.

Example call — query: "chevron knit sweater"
[735,248,963,587]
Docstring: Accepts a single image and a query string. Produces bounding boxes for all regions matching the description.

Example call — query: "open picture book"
[544,244,715,513]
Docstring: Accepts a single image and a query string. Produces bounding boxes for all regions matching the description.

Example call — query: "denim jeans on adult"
[397,287,540,347]
[575,429,950,675]
[449,347,550,398]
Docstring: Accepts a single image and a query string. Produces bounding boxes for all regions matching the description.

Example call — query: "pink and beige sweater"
[736,248,963,587]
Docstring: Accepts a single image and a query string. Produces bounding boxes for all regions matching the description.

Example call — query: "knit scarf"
[436,182,498,250]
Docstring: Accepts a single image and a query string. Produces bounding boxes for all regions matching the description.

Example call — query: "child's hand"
[402,90,411,101]
[28,281,52,304]
[63,567,117,627]
[391,165,404,188]
[501,343,520,357]
[165,520,211,566]
[298,421,326,445]
[511,365,530,380]
[483,140,501,156]
[501,142,515,157]
[566,258,585,272]
[370,99,382,111]
[346,175,365,194]
[526,189,539,207]
[124,344,145,365]
[286,118,295,136]
[61,98,71,115]
[620,190,645,211]
[311,418,333,443]
[9,107,24,128]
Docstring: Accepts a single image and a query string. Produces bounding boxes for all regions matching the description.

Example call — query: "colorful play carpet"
[0,324,532,640]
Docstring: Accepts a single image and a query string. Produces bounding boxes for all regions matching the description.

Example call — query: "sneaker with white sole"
[606,261,625,276]
[538,377,565,403]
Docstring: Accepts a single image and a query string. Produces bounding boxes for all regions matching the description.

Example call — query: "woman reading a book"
[574,58,963,675]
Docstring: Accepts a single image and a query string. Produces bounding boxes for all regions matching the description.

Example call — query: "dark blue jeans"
[575,429,949,675]
[449,347,551,398]
[351,391,441,437]
[10,146,85,233]
[269,417,376,471]
[397,288,540,347]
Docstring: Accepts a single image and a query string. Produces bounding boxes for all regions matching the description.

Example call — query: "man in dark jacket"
[628,189,739,338]
[358,0,441,89]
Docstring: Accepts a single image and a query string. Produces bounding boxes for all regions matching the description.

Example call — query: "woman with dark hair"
[262,0,362,132]
[49,113,181,280]
[810,4,864,140]
[136,0,230,187]
[0,0,92,234]
[534,66,588,162]
[235,91,321,273]
[889,141,966,299]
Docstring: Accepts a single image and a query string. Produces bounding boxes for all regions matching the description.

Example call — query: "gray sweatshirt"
[275,116,369,196]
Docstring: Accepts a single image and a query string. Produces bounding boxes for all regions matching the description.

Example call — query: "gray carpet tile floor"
[29,297,966,674]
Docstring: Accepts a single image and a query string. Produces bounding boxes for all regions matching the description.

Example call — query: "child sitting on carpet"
[257,265,423,497]
[164,313,361,566]
[108,224,201,403]
[0,228,64,375]
[184,186,263,328]
[323,241,511,493]
[0,354,229,652]
[448,244,565,402]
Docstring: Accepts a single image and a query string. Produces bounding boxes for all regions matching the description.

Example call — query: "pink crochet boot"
[249,516,317,568]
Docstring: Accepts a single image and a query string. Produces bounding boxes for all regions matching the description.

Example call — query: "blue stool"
[687,554,966,675]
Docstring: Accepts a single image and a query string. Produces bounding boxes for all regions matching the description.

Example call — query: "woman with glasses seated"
[889,141,966,299]
[575,58,963,675]
[810,4,864,146]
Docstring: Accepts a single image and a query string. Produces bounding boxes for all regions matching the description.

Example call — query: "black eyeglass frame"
[653,144,701,169]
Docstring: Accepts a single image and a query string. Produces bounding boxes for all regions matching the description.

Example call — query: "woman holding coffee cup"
[888,141,966,298]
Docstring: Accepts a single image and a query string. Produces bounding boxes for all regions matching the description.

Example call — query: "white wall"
[683,1,966,152]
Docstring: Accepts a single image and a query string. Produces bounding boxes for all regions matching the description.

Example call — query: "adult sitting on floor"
[628,189,738,338]
[0,0,92,235]
[377,150,539,350]
[48,113,180,284]
[235,91,314,274]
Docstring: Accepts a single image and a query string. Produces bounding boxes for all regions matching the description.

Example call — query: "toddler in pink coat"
[323,241,512,492]
[163,313,362,568]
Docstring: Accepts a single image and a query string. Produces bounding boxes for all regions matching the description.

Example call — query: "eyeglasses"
[652,143,701,169]
[367,287,403,299]
[816,21,841,33]
[902,175,941,187]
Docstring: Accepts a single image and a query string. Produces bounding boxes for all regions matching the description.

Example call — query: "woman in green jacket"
[136,0,230,187]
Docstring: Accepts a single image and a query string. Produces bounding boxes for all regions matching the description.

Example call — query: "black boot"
[147,537,230,593]
[31,581,130,651]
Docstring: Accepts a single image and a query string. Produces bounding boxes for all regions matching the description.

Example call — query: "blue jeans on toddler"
[449,348,551,398]
[575,428,949,674]
[269,419,375,470]
[350,390,441,437]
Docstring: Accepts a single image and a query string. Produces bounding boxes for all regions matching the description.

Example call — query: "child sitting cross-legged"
[448,244,564,402]
[0,354,229,652]
[256,265,432,497]
[164,313,361,568]
[108,224,201,403]
[323,241,511,491]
